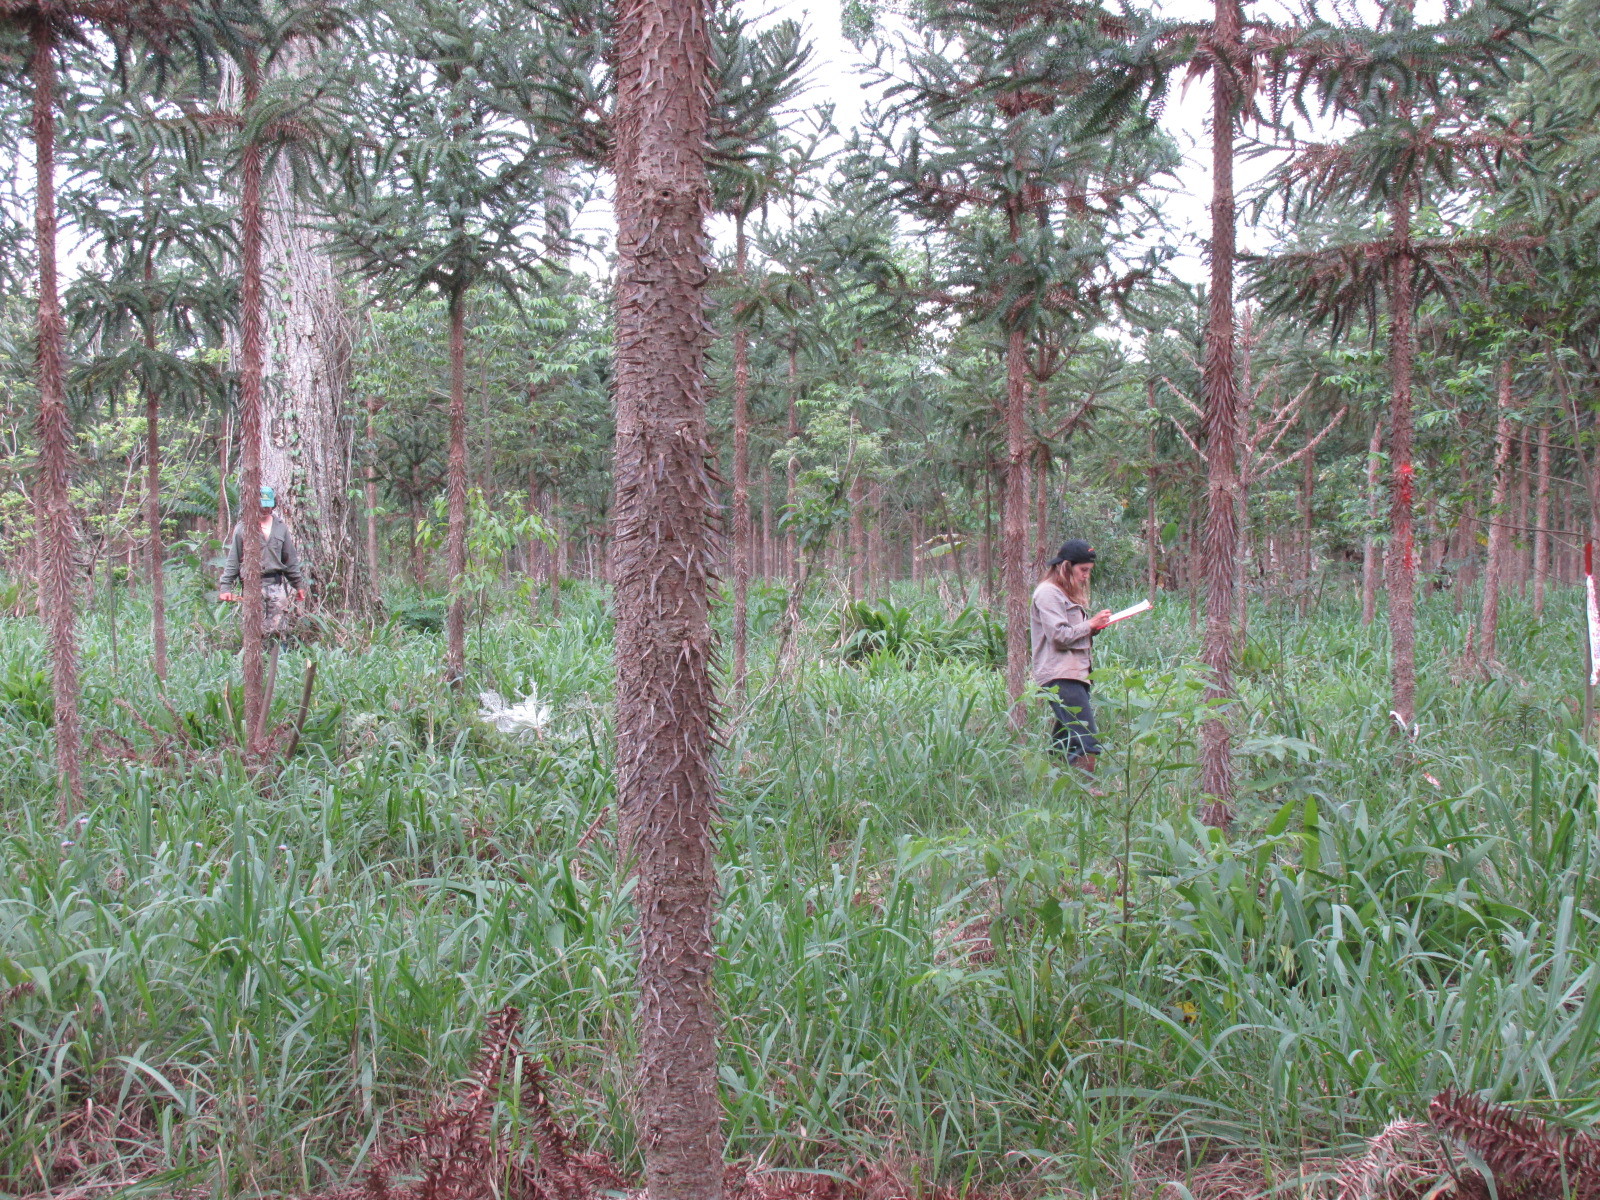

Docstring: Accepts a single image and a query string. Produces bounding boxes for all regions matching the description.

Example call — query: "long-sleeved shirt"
[219,516,306,590]
[1029,581,1093,685]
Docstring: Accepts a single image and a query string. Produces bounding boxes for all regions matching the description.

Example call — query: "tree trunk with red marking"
[1386,184,1418,729]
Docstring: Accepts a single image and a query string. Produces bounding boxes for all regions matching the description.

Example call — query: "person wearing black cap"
[1030,539,1113,771]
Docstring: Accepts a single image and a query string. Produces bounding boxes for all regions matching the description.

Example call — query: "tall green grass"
[0,572,1595,1194]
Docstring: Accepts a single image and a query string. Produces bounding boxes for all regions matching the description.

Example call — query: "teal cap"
[260,485,276,508]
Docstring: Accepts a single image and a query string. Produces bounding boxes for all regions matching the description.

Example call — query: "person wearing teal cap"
[218,484,307,634]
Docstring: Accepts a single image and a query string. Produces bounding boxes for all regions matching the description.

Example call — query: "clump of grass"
[0,579,1595,1194]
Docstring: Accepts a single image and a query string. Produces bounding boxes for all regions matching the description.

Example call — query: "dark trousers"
[1044,678,1099,759]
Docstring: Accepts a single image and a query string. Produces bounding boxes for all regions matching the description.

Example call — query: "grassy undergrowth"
[0,573,1596,1196]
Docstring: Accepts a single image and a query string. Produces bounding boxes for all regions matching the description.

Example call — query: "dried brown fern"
[1430,1089,1600,1200]
[314,1006,621,1200]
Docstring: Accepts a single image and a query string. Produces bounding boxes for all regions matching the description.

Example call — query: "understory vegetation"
[1,573,1594,1195]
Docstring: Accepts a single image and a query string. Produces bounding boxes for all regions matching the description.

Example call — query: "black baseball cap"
[1048,539,1096,566]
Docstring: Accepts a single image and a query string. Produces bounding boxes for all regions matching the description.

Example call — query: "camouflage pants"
[263,578,296,637]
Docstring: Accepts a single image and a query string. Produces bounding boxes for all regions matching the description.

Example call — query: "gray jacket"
[220,516,305,590]
[1030,581,1094,685]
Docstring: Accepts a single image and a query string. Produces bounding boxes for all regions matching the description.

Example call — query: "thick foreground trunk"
[610,0,725,1194]
[31,23,84,810]
[258,39,374,616]
[1199,0,1241,824]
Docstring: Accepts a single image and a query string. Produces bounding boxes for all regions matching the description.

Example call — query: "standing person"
[219,485,307,634]
[1031,539,1113,771]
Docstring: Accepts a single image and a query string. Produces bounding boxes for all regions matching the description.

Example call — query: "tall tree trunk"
[849,470,865,602]
[731,214,751,690]
[1361,415,1383,626]
[1146,380,1159,605]
[216,406,232,539]
[1003,329,1030,723]
[1199,0,1242,822]
[1534,423,1550,617]
[238,57,269,758]
[444,291,469,686]
[1385,183,1419,730]
[30,22,84,809]
[1034,443,1049,577]
[1299,447,1315,614]
[1516,422,1530,595]
[258,39,374,616]
[365,396,381,587]
[1476,360,1515,670]
[760,463,772,582]
[144,323,167,683]
[409,493,425,591]
[785,340,799,585]
[610,0,725,1193]
[980,467,994,606]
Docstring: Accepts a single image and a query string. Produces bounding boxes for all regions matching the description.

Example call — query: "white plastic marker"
[1588,543,1600,687]
[1106,598,1152,625]
[1588,543,1599,812]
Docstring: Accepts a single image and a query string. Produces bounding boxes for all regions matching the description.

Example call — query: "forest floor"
[0,573,1596,1198]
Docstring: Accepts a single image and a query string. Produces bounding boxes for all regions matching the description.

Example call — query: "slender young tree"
[856,0,1170,724]
[322,0,549,685]
[66,91,232,685]
[1,0,200,806]
[1252,0,1543,729]
[1477,357,1517,668]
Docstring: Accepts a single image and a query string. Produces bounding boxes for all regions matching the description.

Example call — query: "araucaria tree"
[611,0,724,1194]
[1253,0,1542,730]
[856,0,1170,724]
[323,0,550,685]
[1,0,199,808]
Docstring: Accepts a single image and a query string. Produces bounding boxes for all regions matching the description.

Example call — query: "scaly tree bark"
[1199,0,1242,824]
[1361,414,1384,626]
[144,354,166,682]
[25,19,83,809]
[365,395,381,584]
[445,293,468,684]
[237,53,270,758]
[610,0,724,1194]
[1003,325,1031,723]
[1385,181,1418,729]
[1476,358,1516,669]
[258,43,374,616]
[1534,421,1550,617]
[731,214,751,689]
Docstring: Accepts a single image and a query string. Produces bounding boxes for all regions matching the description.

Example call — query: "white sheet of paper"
[1107,599,1152,625]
